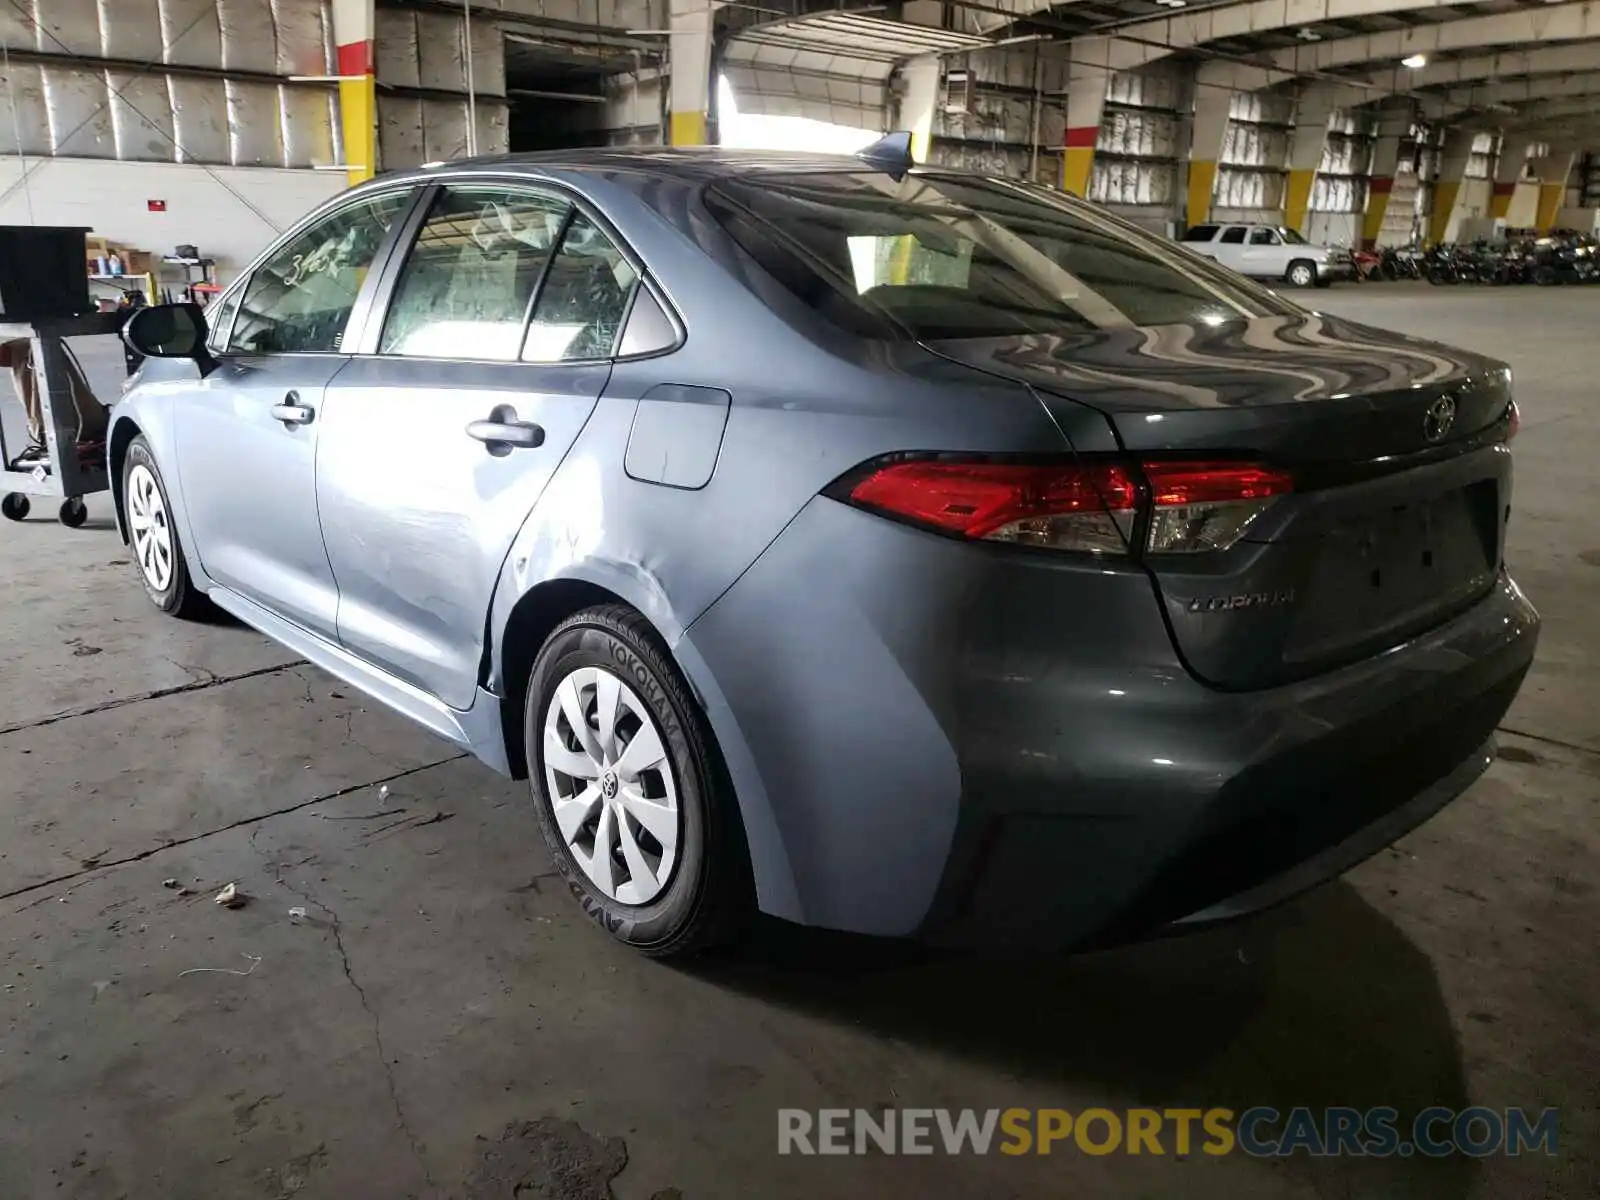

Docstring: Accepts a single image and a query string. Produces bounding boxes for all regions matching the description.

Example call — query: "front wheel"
[122,437,208,618]
[525,604,751,957]
[1286,260,1317,288]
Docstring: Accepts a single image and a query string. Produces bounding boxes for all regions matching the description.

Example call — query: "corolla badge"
[1424,394,1458,443]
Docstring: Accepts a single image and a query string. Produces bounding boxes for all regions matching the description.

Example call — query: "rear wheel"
[1286,260,1317,288]
[123,437,208,618]
[1,493,28,521]
[524,604,750,957]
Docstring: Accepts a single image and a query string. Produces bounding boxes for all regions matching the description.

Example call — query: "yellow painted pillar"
[670,0,713,146]
[1490,134,1530,221]
[1062,133,1096,197]
[1427,181,1461,245]
[1427,127,1475,246]
[1185,65,1233,228]
[1281,84,1340,235]
[1361,106,1411,249]
[1186,161,1217,228]
[332,0,376,182]
[1061,62,1107,196]
[1534,151,1576,233]
[1284,170,1316,234]
[669,111,706,147]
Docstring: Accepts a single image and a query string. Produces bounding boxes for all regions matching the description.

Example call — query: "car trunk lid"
[925,312,1515,690]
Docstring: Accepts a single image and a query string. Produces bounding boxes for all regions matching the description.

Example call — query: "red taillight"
[1141,462,1294,506]
[1141,461,1293,554]
[847,461,1140,553]
[841,457,1292,556]
[1505,401,1520,442]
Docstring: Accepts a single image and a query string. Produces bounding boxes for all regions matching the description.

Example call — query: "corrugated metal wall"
[0,0,338,167]
[1088,65,1180,223]
[930,47,1064,184]
[1214,91,1290,219]
[376,6,509,169]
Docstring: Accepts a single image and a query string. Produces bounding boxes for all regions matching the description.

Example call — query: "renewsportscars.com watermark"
[778,1107,1559,1158]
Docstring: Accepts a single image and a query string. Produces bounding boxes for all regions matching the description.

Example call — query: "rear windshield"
[704,172,1294,340]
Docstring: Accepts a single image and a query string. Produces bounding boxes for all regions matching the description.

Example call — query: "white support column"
[1491,133,1532,220]
[1534,145,1578,232]
[669,0,715,146]
[1284,84,1341,234]
[1361,105,1412,248]
[1427,126,1476,246]
[1062,58,1108,196]
[899,55,942,163]
[1185,63,1234,229]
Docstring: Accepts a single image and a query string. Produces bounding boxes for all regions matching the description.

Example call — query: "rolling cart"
[0,312,124,527]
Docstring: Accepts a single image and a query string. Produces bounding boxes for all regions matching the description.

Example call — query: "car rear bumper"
[683,498,1539,946]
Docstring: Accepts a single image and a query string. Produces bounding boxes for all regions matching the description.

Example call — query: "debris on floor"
[214,883,247,908]
[462,1117,629,1200]
[288,906,307,923]
[178,954,262,979]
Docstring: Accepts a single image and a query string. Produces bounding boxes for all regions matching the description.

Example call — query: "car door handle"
[467,405,545,454]
[270,393,314,427]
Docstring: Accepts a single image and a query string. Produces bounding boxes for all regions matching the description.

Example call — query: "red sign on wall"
[147,199,167,212]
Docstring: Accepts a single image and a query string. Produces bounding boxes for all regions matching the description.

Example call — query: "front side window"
[523,210,638,362]
[1218,227,1248,244]
[204,285,242,353]
[230,191,410,354]
[705,173,1295,337]
[1277,227,1308,245]
[1248,228,1279,246]
[381,186,572,360]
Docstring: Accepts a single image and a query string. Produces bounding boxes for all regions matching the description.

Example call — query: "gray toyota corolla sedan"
[111,140,1538,957]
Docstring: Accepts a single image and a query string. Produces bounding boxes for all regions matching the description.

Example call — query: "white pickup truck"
[1178,223,1354,288]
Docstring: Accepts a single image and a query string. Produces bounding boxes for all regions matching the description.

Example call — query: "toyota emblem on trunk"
[1424,394,1457,443]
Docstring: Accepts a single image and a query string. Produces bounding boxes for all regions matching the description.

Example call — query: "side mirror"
[122,303,217,375]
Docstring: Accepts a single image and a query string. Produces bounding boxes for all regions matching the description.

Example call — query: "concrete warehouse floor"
[0,284,1595,1200]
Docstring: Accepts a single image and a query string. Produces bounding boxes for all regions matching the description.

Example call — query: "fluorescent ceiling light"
[1401,53,1427,69]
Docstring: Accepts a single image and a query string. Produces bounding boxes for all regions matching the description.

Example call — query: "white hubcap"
[542,666,680,906]
[126,463,173,593]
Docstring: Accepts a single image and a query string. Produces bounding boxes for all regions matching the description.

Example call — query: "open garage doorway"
[504,34,661,152]
[716,77,878,154]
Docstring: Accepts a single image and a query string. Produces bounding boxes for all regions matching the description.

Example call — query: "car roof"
[361,146,996,197]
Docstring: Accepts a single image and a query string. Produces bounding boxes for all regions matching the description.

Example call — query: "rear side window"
[1218,227,1247,244]
[705,173,1292,338]
[1248,228,1279,245]
[230,191,410,354]
[522,210,638,362]
[1181,224,1218,243]
[381,186,570,360]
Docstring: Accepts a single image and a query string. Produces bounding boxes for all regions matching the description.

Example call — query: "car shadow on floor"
[689,880,1477,1198]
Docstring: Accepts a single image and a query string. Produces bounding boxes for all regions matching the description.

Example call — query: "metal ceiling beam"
[1252,2,1600,77]
[1429,72,1600,116]
[1065,0,1580,75]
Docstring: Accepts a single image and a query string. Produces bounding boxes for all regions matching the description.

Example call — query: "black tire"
[58,498,87,528]
[1286,259,1317,288]
[122,436,209,618]
[524,604,751,957]
[1,493,28,521]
